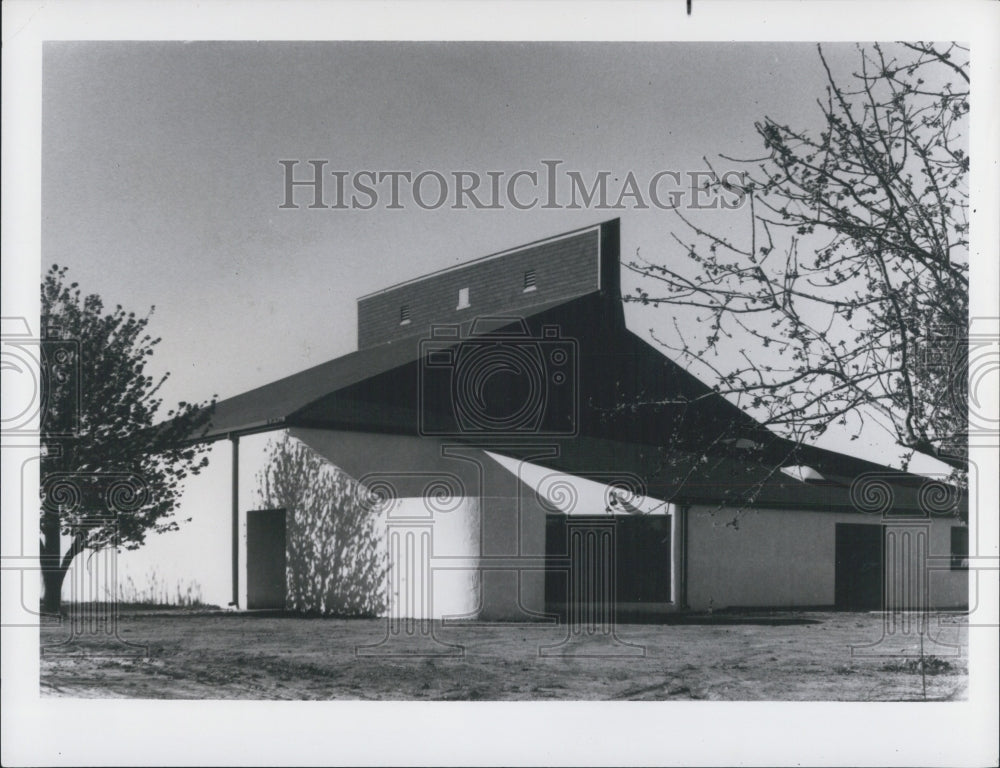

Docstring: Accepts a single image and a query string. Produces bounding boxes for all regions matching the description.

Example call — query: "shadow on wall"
[256,434,386,616]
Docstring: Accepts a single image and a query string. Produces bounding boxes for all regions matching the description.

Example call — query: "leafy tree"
[627,42,969,475]
[256,434,386,616]
[39,265,215,613]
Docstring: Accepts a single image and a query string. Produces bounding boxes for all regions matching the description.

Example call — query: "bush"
[256,435,386,616]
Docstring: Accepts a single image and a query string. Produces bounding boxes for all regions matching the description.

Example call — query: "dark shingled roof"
[198,295,585,440]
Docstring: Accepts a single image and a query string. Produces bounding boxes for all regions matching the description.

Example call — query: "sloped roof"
[487,432,963,515]
[198,295,587,440]
[187,220,964,517]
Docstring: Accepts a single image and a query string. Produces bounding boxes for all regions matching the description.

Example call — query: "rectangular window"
[456,287,470,310]
[399,304,411,325]
[523,269,537,292]
[951,527,969,571]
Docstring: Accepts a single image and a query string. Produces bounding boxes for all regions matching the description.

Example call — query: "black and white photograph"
[2,1,998,765]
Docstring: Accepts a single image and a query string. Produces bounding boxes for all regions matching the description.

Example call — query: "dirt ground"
[39,609,968,701]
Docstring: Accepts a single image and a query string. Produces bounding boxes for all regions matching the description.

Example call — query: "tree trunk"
[40,514,84,615]
[40,564,68,615]
[40,510,63,613]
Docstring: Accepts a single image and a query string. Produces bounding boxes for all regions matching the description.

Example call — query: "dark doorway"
[544,515,570,611]
[617,515,672,603]
[247,509,287,610]
[545,515,672,616]
[834,523,883,610]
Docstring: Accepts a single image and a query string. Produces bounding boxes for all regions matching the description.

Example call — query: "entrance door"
[834,523,883,610]
[617,515,672,604]
[247,509,287,609]
[545,515,672,616]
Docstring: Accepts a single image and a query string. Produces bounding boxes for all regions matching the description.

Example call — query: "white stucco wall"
[277,429,487,619]
[684,505,968,611]
[170,427,967,618]
[245,431,674,621]
[483,451,678,617]
[237,430,287,609]
[917,517,968,609]
[379,496,481,620]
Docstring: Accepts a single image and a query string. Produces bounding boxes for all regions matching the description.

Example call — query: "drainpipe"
[679,504,689,611]
[230,434,240,608]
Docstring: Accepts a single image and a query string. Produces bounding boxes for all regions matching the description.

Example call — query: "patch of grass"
[881,656,955,675]
[117,569,209,608]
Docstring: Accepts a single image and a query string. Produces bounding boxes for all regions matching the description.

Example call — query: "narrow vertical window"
[400,304,411,325]
[523,269,537,292]
[456,287,470,309]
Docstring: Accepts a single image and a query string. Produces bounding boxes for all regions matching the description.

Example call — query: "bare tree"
[627,42,969,474]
